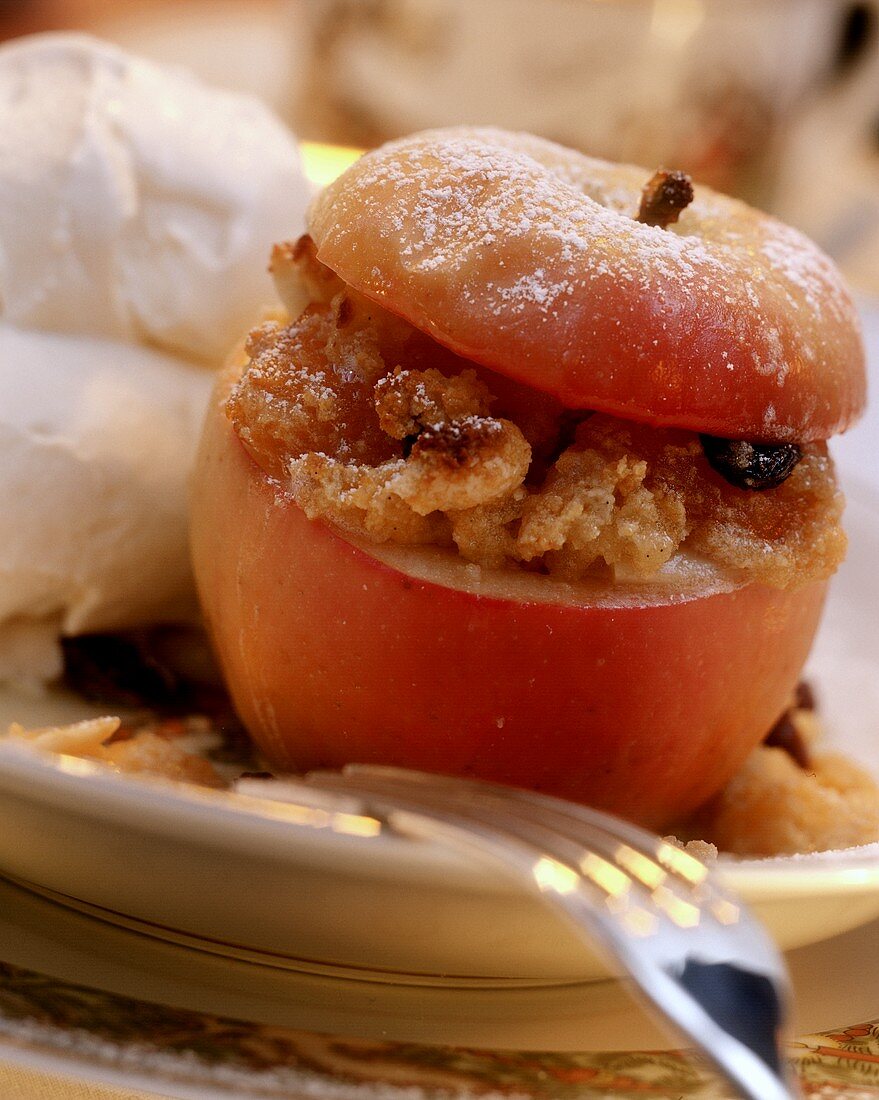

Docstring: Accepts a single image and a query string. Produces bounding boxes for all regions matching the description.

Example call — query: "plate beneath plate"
[0,872,876,1054]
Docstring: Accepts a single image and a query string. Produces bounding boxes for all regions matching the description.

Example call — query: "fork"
[282,764,797,1100]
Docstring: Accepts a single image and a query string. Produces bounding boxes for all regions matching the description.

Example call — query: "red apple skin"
[310,129,866,443]
[192,381,827,830]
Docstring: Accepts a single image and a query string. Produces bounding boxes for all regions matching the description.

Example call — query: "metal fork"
[278,764,797,1100]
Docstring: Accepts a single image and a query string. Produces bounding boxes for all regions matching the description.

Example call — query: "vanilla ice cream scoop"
[0,34,310,682]
[0,327,211,681]
[0,32,309,363]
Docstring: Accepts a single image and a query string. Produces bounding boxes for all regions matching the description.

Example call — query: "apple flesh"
[192,377,827,830]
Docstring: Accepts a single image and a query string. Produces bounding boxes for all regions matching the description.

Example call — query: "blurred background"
[1,0,877,294]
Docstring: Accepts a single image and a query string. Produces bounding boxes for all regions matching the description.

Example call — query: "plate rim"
[0,737,876,904]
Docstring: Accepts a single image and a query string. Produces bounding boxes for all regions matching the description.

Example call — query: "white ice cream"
[0,34,311,682]
[0,328,210,681]
[0,32,309,362]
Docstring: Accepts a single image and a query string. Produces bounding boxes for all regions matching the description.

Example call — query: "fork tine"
[342,766,703,884]
[311,767,691,937]
[341,773,778,953]
[313,768,741,945]
[310,769,788,964]
[315,769,662,911]
[329,766,713,901]
[319,769,785,978]
[302,767,796,1100]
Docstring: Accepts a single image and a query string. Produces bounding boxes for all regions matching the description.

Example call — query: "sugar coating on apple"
[310,129,864,441]
[192,128,865,830]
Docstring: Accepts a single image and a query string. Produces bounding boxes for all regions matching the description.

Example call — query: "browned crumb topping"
[227,236,846,590]
[692,749,879,856]
[8,716,224,788]
[227,305,397,481]
[97,730,225,788]
[375,366,492,440]
[686,699,879,856]
[514,418,689,580]
[661,835,719,863]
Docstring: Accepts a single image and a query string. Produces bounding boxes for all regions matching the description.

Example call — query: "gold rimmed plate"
[0,476,876,985]
[1,302,877,990]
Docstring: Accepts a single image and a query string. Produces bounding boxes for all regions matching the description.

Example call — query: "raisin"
[764,711,812,770]
[401,432,419,458]
[61,629,240,725]
[795,680,816,711]
[700,435,802,491]
[62,633,180,710]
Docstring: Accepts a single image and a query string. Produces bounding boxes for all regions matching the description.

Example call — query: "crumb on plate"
[691,747,879,857]
[6,685,876,857]
[7,715,224,789]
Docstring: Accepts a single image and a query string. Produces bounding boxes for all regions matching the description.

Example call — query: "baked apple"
[191,129,865,830]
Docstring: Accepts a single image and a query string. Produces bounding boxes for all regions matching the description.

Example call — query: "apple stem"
[637,169,694,228]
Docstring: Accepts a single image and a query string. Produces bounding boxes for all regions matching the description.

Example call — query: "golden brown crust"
[228,295,846,589]
[516,432,689,579]
[693,747,878,856]
[226,306,398,481]
[375,366,492,439]
[291,453,450,544]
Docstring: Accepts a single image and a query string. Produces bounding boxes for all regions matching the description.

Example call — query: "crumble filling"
[227,236,845,590]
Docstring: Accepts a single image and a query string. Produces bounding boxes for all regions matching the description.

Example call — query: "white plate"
[1,301,877,988]
[0,478,877,983]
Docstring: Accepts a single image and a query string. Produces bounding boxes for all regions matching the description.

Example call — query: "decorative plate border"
[0,963,877,1098]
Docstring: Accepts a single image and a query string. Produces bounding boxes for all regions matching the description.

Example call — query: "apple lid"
[309,128,866,442]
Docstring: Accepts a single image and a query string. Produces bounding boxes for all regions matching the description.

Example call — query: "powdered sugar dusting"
[309,127,864,438]
[325,131,737,324]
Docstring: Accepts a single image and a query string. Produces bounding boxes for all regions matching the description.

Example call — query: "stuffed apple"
[191,129,865,830]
